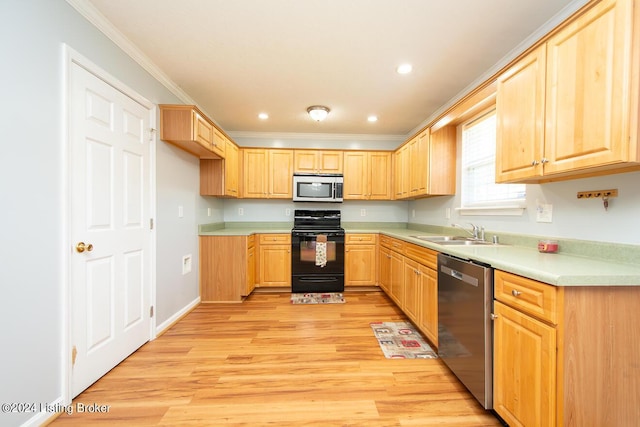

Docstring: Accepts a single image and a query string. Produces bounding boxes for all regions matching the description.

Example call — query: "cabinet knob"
[512,289,522,297]
[490,313,498,320]
[541,158,549,164]
[531,160,540,166]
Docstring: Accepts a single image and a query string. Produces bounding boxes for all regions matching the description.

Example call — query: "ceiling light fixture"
[367,115,378,122]
[396,63,413,74]
[307,105,330,122]
[258,112,269,120]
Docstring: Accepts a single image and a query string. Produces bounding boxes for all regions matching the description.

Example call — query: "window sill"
[455,205,526,216]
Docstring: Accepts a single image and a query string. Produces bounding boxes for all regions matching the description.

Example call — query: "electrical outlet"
[412,209,415,218]
[178,205,183,218]
[238,207,244,216]
[360,209,366,217]
[285,208,291,216]
[182,254,192,275]
[536,203,553,223]
[445,208,451,219]
[207,208,212,217]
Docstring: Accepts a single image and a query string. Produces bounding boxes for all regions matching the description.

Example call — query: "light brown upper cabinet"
[496,0,640,183]
[159,105,223,159]
[211,128,226,159]
[343,151,392,200]
[200,137,240,197]
[395,126,456,199]
[243,149,294,199]
[394,144,410,199]
[294,150,343,174]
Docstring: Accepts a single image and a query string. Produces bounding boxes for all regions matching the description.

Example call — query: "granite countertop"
[198,222,640,287]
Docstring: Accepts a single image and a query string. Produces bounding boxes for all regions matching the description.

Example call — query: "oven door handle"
[292,232,343,238]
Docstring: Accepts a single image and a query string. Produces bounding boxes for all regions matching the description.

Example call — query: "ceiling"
[81,0,584,138]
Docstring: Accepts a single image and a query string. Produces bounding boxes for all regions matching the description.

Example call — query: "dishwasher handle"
[440,264,479,287]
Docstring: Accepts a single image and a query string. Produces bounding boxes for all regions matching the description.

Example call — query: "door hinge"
[149,128,157,142]
[71,345,78,367]
[150,306,154,318]
[150,218,154,230]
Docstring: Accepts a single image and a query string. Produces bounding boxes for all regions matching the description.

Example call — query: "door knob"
[76,242,93,253]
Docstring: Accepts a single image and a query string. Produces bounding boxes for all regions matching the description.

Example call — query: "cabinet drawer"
[345,233,377,244]
[259,233,291,245]
[380,235,405,252]
[404,243,437,270]
[495,270,559,324]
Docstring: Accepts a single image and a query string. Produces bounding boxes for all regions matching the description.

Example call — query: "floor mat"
[290,292,345,304]
[370,321,438,359]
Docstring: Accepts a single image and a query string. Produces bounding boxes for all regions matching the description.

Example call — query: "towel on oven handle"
[315,234,327,267]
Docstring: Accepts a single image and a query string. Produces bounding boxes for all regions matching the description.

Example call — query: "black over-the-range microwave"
[292,173,343,203]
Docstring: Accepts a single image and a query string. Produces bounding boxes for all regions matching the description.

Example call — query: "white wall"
[409,132,640,244]
[222,199,408,223]
[0,1,219,425]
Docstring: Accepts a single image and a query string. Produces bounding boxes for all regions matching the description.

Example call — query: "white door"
[69,62,153,397]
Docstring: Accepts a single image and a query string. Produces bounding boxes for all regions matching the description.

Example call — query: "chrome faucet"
[452,223,484,240]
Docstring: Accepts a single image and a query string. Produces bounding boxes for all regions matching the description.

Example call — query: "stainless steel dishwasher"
[437,253,493,409]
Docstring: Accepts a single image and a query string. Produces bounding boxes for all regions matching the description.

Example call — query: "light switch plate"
[536,203,553,223]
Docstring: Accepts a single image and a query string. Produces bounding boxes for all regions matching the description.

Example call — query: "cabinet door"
[544,0,633,175]
[193,111,214,149]
[378,246,391,294]
[343,152,368,199]
[395,145,410,199]
[409,133,428,197]
[389,250,404,306]
[259,244,291,287]
[318,151,343,173]
[402,258,420,323]
[211,128,226,158]
[293,151,318,173]
[493,301,556,427]
[345,244,377,286]
[269,150,293,198]
[243,149,268,198]
[224,139,239,197]
[417,266,438,347]
[245,245,256,296]
[496,46,546,182]
[369,152,392,200]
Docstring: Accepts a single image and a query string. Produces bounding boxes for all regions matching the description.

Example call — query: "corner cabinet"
[395,126,456,200]
[200,137,240,197]
[343,151,392,200]
[159,105,222,159]
[199,235,256,302]
[492,270,640,426]
[496,0,640,183]
[243,149,293,199]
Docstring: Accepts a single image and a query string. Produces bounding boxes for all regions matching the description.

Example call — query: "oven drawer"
[259,233,291,245]
[345,233,377,244]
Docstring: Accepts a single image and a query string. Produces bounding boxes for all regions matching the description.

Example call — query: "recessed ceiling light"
[258,112,269,120]
[367,115,378,122]
[396,63,413,74]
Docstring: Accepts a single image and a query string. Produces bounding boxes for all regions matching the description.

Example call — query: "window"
[460,109,526,214]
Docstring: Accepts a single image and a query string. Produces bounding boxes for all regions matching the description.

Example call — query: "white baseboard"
[155,296,200,336]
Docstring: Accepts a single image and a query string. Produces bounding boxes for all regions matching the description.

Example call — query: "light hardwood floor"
[50,291,503,426]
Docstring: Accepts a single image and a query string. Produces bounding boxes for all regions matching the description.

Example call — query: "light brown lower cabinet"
[199,235,255,302]
[257,234,291,287]
[345,234,377,286]
[493,270,640,427]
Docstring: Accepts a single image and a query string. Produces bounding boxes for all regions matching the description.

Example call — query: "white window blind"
[461,110,526,208]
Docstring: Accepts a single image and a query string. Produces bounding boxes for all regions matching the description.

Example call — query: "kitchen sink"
[411,235,465,242]
[411,235,497,246]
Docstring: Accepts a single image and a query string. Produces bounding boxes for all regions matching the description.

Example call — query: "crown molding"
[65,0,203,110]
[227,131,405,142]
